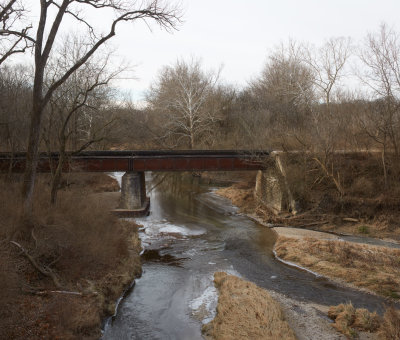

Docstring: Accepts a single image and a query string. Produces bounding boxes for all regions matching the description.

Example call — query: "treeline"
[2,25,400,153]
[2,24,400,186]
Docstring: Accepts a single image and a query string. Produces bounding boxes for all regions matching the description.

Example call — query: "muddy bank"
[0,174,142,339]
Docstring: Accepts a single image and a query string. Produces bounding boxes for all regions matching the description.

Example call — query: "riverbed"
[102,173,390,339]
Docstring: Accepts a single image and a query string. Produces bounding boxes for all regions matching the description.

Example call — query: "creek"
[102,173,391,340]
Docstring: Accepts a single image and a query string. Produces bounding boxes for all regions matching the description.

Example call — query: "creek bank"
[103,173,395,339]
[0,173,142,339]
[214,182,400,339]
[215,182,400,300]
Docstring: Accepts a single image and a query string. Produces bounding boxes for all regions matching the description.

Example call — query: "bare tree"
[146,59,223,149]
[303,38,352,152]
[247,41,315,149]
[302,38,352,195]
[42,37,121,203]
[0,65,31,182]
[11,0,181,221]
[358,24,400,187]
[304,37,352,111]
[0,0,33,65]
[359,24,400,155]
[0,65,31,152]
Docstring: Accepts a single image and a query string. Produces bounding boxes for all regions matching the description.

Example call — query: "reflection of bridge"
[0,150,269,216]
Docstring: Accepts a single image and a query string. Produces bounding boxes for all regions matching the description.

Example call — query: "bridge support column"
[254,152,299,215]
[115,171,150,217]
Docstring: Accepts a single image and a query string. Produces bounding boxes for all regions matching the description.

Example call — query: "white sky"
[16,0,400,103]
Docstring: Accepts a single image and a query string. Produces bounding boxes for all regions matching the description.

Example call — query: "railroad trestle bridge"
[0,150,270,216]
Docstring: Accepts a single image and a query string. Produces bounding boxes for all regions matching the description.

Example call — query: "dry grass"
[0,174,142,339]
[380,307,400,340]
[61,172,120,192]
[216,182,256,213]
[328,303,400,340]
[328,303,381,338]
[275,236,400,299]
[202,272,296,340]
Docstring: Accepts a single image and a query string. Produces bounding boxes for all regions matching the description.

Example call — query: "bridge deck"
[0,150,269,173]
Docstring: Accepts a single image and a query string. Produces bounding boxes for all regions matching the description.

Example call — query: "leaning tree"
[0,0,181,222]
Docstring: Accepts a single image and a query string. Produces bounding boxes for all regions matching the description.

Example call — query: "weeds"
[0,174,141,339]
[328,303,380,338]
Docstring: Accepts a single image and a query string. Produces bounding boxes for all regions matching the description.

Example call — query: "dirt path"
[273,226,340,240]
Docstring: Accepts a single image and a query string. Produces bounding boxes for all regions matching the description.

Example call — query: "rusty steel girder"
[0,150,269,173]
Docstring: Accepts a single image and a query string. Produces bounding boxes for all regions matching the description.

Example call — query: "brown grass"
[0,174,141,339]
[379,306,400,340]
[216,182,256,213]
[328,303,381,338]
[61,172,120,192]
[202,272,296,340]
[328,303,400,339]
[275,236,400,299]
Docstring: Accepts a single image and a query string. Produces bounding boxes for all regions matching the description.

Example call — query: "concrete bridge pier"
[254,152,299,215]
[114,171,150,217]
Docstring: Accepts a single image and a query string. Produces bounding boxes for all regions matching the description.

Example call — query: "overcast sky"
[21,0,400,104]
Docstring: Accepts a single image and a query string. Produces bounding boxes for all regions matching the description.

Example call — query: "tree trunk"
[50,143,65,204]
[190,134,194,150]
[21,100,43,222]
[21,51,46,223]
[382,146,388,190]
[6,123,14,181]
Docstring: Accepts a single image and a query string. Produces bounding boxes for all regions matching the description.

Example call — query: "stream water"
[102,173,392,340]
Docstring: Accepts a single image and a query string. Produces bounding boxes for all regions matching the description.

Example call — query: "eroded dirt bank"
[0,174,142,339]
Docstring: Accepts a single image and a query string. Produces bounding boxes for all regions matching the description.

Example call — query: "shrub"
[328,303,381,338]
